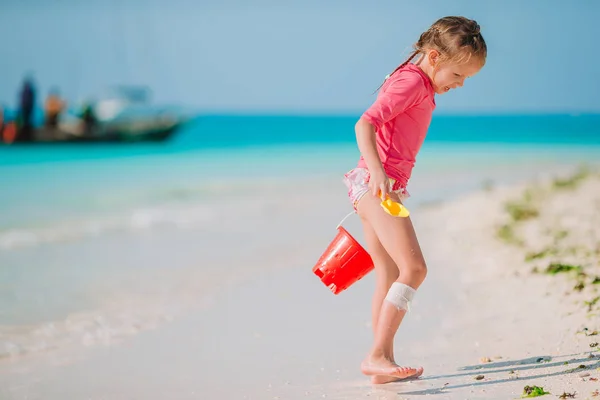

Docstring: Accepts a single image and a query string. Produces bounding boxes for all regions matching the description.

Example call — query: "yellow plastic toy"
[378,192,410,218]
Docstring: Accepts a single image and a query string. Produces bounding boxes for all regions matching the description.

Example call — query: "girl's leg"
[361,219,399,337]
[357,192,428,379]
[362,218,424,384]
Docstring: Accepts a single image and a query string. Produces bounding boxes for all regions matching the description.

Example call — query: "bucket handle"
[336,210,356,230]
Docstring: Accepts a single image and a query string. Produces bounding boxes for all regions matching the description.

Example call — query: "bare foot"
[371,366,424,384]
[361,357,420,379]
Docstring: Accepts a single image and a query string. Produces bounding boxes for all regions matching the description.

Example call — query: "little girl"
[343,16,487,384]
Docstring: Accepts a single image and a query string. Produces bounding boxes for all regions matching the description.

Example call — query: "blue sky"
[1,0,598,114]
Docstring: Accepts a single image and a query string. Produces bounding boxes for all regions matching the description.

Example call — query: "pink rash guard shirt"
[357,63,436,188]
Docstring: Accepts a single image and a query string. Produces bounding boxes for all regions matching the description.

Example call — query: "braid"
[373,49,420,94]
[388,50,420,80]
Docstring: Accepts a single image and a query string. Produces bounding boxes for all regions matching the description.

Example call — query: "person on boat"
[1,105,18,144]
[44,88,66,130]
[17,76,36,142]
[80,102,97,136]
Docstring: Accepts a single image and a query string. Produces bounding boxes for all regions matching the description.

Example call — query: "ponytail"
[373,50,420,94]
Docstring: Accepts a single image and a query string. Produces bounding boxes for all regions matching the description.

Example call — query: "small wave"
[0,204,216,250]
[0,298,178,360]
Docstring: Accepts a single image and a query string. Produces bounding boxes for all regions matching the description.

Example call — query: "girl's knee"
[418,263,428,281]
[408,260,428,284]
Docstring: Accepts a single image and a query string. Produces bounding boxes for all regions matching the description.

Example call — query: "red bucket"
[312,225,374,295]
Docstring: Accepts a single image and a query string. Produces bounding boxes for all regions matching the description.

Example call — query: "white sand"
[1,168,599,399]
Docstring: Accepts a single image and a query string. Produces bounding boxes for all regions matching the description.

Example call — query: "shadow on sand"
[370,352,599,397]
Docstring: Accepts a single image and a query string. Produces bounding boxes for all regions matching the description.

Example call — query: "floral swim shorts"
[342,168,410,211]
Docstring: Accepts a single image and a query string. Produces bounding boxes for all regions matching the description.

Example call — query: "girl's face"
[424,50,484,95]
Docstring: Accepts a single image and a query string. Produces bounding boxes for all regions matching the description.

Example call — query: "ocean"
[0,113,599,360]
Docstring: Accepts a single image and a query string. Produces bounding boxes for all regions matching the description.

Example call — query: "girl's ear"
[427,49,441,68]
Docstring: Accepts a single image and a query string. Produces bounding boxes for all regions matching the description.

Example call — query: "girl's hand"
[369,167,390,201]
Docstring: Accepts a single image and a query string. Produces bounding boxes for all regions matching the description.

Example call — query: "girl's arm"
[355,117,388,199]
[355,72,424,199]
[355,118,383,174]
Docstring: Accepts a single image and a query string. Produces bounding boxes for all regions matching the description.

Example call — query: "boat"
[2,86,191,144]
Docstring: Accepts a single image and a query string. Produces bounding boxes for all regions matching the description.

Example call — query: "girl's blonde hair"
[380,16,487,88]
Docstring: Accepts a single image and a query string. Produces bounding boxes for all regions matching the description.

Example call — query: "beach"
[1,152,599,399]
[0,114,599,399]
